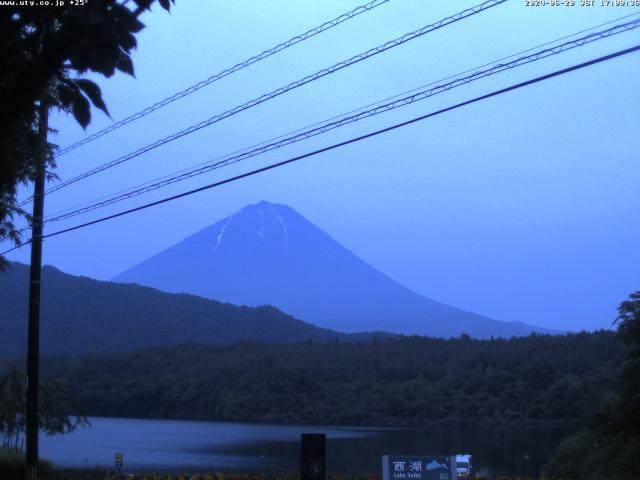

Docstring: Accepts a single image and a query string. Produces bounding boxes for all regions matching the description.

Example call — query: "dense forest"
[33,331,622,428]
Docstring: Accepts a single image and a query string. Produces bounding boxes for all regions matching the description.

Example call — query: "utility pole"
[25,100,48,480]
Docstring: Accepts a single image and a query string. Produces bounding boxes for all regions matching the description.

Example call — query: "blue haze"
[4,1,639,331]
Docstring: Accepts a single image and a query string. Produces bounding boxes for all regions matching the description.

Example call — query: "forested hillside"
[0,262,376,356]
[39,331,622,427]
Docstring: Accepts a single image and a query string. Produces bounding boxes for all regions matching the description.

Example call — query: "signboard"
[382,455,457,480]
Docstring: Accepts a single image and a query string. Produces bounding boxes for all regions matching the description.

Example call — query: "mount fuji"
[114,201,551,338]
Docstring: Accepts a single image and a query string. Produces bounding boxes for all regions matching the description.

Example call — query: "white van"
[456,454,472,477]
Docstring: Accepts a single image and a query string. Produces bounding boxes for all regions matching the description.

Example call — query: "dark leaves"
[0,0,176,257]
[115,52,135,77]
[158,0,174,11]
[116,29,137,52]
[116,52,136,77]
[56,82,78,110]
[132,0,154,11]
[134,0,174,12]
[55,79,91,128]
[71,92,90,129]
[616,291,640,346]
[75,79,109,117]
[55,77,109,127]
[112,3,145,34]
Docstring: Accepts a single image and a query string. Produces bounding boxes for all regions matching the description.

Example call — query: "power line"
[40,17,640,224]
[14,11,640,232]
[7,13,640,237]
[43,10,640,222]
[19,0,505,206]
[54,0,392,158]
[3,43,637,256]
[25,6,640,242]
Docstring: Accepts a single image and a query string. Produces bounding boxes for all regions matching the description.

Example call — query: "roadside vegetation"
[0,367,88,454]
[0,367,88,479]
[543,291,640,480]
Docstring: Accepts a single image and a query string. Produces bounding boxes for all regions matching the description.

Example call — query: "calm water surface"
[40,417,571,476]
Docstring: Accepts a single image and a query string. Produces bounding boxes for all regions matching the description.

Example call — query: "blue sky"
[5,0,640,331]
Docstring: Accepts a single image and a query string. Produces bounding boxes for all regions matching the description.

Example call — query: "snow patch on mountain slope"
[211,216,233,253]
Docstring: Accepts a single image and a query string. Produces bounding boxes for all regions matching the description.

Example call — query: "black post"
[25,101,48,480]
[300,433,326,480]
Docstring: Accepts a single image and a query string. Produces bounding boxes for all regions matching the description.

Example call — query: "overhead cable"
[41,18,640,224]
[54,0,392,158]
[3,43,637,256]
[19,0,505,206]
[47,10,640,221]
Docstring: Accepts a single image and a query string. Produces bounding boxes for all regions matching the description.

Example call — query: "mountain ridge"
[114,201,554,338]
[0,261,389,357]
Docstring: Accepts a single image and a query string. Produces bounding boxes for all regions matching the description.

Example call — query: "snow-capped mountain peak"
[114,201,553,338]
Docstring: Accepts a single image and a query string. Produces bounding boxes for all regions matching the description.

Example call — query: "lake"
[40,417,571,476]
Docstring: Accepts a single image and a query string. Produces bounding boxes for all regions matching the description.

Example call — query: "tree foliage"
[545,291,640,480]
[0,366,89,453]
[0,0,174,263]
[36,330,623,428]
